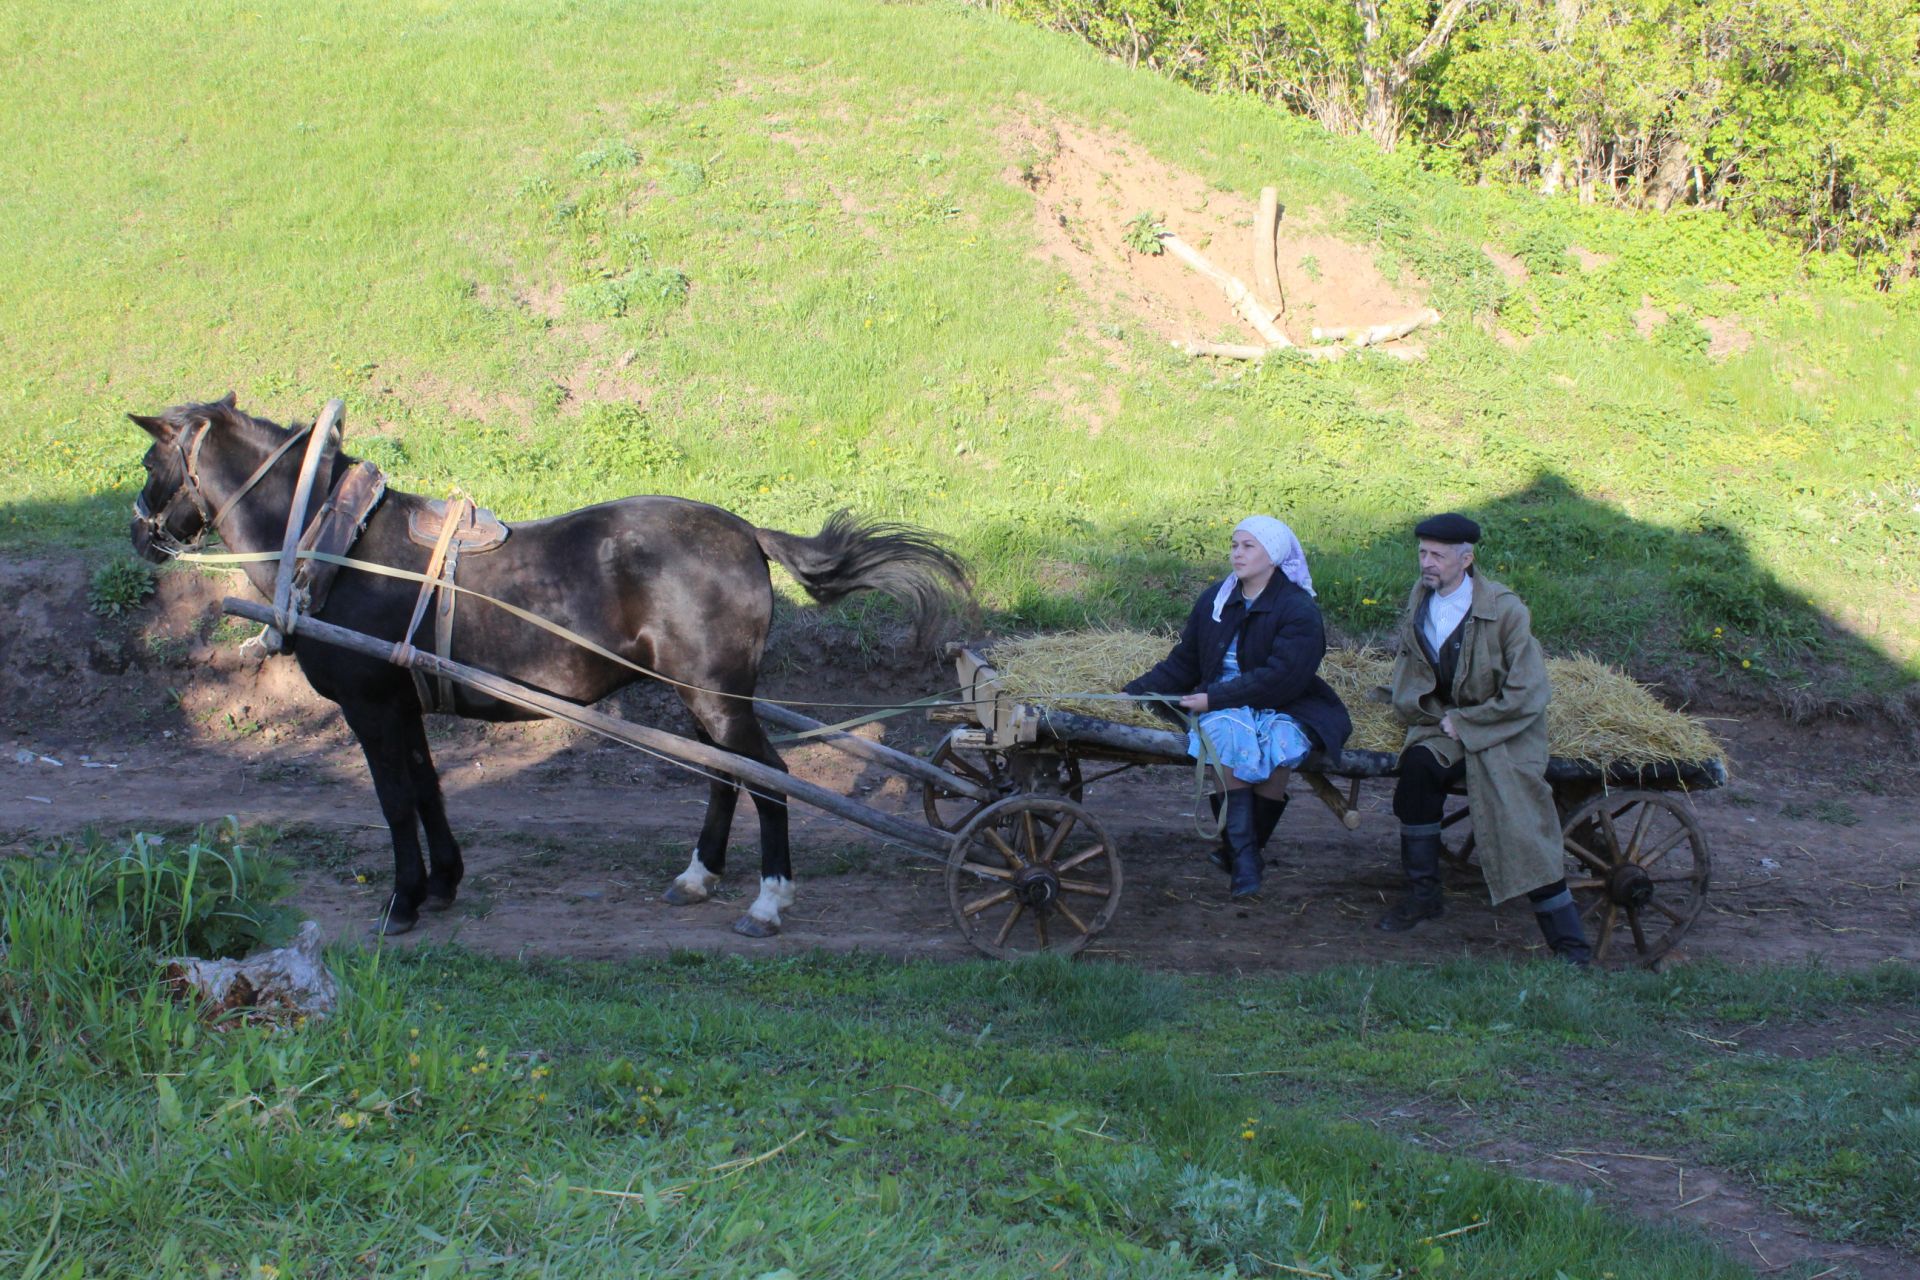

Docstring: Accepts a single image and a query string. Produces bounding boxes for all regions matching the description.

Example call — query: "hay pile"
[987,630,1175,729]
[986,631,1723,768]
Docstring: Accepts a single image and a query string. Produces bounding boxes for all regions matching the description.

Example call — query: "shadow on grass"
[989,470,1920,720]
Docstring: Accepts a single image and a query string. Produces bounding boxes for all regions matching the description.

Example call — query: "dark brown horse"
[129,395,969,937]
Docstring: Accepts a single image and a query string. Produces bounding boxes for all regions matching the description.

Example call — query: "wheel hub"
[1013,864,1060,911]
[1606,862,1654,908]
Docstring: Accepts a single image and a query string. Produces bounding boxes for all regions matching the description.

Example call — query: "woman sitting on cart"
[1123,515,1351,899]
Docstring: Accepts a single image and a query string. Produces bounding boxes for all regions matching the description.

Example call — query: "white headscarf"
[1211,515,1315,621]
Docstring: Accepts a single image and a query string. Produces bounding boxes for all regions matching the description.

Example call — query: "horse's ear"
[218,391,237,409]
[128,412,176,442]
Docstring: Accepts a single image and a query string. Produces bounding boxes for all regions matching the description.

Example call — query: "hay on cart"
[987,631,1723,770]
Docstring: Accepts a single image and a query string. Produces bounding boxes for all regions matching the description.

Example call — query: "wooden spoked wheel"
[922,732,1082,833]
[1559,789,1710,967]
[947,795,1122,960]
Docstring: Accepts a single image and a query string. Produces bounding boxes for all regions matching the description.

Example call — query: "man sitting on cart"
[1123,515,1351,900]
[1379,513,1591,964]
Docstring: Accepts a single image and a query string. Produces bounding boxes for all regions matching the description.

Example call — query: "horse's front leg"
[400,711,463,911]
[339,699,433,935]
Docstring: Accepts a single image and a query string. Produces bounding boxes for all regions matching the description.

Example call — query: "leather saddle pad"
[407,497,509,554]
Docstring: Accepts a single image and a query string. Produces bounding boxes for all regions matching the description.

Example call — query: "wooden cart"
[921,645,1727,966]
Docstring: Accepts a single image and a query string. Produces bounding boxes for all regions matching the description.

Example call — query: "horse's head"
[127,391,243,562]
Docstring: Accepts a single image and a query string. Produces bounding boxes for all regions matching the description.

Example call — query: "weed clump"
[88,557,156,617]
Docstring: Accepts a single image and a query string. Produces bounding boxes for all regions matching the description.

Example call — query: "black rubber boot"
[1224,789,1264,899]
[1210,791,1289,872]
[1207,793,1232,874]
[1376,823,1445,931]
[1530,883,1594,965]
[1252,792,1289,850]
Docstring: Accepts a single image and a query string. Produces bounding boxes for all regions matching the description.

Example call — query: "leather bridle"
[134,417,316,556]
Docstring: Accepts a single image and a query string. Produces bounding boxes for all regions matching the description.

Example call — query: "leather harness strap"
[392,495,470,713]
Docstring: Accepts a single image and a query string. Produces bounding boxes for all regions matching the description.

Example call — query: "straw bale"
[985,631,1724,768]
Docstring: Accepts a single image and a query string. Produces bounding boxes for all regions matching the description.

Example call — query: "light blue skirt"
[1189,708,1313,784]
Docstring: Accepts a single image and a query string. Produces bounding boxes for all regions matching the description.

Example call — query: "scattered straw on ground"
[986,632,1724,768]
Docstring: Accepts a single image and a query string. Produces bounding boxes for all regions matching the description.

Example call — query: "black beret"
[1414,512,1481,544]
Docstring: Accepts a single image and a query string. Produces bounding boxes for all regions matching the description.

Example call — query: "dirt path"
[6,666,1915,974]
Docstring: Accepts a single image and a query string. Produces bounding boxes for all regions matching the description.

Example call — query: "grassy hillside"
[1,0,1916,706]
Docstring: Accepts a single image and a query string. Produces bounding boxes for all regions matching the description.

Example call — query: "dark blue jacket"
[1123,577,1352,756]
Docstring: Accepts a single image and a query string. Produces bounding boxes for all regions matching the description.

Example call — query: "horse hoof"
[377,910,419,937]
[423,894,456,914]
[732,914,780,939]
[663,883,710,907]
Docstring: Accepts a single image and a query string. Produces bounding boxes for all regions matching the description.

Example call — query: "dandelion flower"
[1241,1129,1255,1140]
[1741,659,1751,669]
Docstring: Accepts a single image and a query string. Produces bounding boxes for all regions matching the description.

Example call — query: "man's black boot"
[1530,883,1593,965]
[1224,789,1264,899]
[1376,823,1445,931]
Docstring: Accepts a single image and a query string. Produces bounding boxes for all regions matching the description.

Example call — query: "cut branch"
[1160,232,1292,348]
[1253,187,1285,316]
[1311,308,1440,347]
[1176,339,1423,363]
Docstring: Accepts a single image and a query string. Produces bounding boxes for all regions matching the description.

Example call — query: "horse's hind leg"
[663,724,740,906]
[400,712,464,911]
[706,705,793,939]
[339,698,434,936]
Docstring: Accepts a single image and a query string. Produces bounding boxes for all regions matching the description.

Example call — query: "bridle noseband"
[134,416,317,556]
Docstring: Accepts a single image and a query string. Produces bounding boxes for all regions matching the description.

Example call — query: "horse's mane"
[160,394,290,446]
[162,395,371,475]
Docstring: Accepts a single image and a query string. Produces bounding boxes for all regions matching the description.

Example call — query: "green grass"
[7,836,1912,1274]
[1,0,1916,707]
[5,832,1917,1277]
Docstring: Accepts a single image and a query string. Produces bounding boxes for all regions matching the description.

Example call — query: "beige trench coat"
[1388,573,1563,904]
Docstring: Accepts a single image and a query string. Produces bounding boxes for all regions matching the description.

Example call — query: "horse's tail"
[754,510,973,648]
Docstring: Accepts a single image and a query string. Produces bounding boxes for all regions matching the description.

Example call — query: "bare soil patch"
[1002,116,1428,353]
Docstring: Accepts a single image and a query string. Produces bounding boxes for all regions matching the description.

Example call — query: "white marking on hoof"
[664,852,719,905]
[745,875,795,930]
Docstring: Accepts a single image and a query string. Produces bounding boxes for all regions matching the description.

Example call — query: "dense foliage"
[984,0,1920,283]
